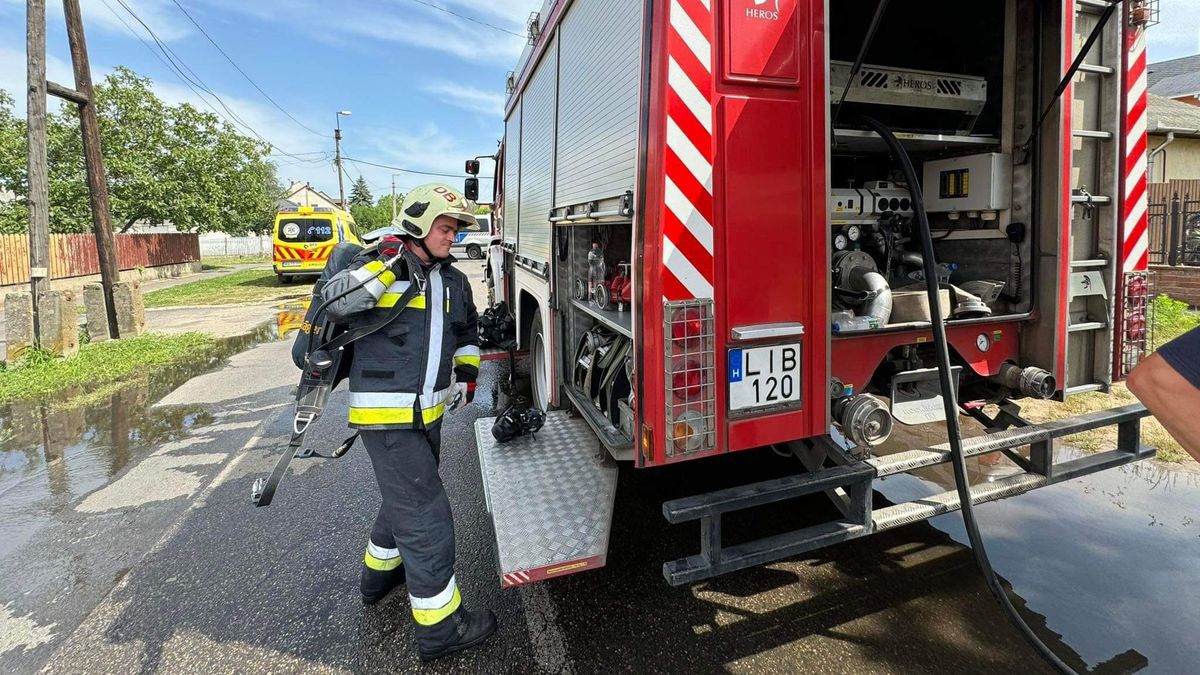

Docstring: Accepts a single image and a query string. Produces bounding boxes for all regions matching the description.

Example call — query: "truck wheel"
[466,244,483,259]
[530,312,552,411]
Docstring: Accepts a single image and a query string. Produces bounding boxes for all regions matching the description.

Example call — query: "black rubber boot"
[416,607,498,662]
[360,563,406,606]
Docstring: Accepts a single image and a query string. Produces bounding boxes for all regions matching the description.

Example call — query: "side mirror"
[465,159,481,175]
[464,177,480,201]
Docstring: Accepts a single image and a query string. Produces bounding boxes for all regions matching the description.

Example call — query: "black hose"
[857,115,1076,675]
[302,250,410,361]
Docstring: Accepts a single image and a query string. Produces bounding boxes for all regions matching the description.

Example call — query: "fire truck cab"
[473,0,1159,589]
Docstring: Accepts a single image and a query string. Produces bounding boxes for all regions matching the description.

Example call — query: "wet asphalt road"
[23,352,1068,675]
[5,259,1197,673]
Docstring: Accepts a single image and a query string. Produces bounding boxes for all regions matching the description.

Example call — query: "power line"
[403,0,525,38]
[342,156,493,179]
[167,0,325,138]
[106,0,313,163]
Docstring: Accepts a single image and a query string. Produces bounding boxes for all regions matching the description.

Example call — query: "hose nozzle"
[994,363,1056,400]
[832,394,894,448]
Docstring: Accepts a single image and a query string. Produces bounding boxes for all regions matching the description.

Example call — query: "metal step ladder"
[661,404,1152,585]
[1063,0,1124,396]
[474,412,617,588]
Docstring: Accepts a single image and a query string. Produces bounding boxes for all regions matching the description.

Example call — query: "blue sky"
[1,0,1198,202]
[0,0,542,199]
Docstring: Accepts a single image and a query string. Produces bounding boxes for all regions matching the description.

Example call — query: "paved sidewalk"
[0,264,271,360]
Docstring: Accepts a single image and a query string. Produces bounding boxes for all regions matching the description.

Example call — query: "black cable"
[168,0,326,138]
[831,0,890,129]
[403,0,525,38]
[858,115,1076,675]
[342,156,494,180]
[1019,0,1122,158]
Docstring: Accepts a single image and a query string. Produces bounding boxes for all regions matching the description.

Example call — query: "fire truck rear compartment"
[827,0,1048,434]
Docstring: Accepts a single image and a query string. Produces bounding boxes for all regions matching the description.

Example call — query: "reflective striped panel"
[453,345,481,369]
[350,261,395,299]
[349,392,418,409]
[365,541,403,571]
[348,402,446,426]
[410,576,462,625]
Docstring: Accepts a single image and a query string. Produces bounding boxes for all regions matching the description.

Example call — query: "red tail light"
[671,308,704,344]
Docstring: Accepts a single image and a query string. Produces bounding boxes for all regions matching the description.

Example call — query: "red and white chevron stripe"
[1122,25,1149,273]
[662,0,715,301]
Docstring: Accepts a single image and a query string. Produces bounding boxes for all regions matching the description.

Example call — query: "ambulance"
[271,205,362,281]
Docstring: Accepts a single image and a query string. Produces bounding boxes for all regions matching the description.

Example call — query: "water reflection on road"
[0,322,284,543]
[875,445,1200,673]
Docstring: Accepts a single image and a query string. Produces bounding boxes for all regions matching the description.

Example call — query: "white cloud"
[0,46,75,116]
[0,0,194,42]
[1147,1,1200,62]
[423,82,505,117]
[198,0,528,65]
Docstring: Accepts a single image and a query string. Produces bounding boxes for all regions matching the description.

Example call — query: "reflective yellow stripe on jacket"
[347,389,452,427]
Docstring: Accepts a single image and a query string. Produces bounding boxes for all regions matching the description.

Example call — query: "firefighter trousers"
[361,426,462,623]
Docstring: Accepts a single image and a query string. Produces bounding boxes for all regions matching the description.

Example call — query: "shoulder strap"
[312,251,425,356]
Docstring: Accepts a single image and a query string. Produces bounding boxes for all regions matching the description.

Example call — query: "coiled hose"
[857,115,1076,675]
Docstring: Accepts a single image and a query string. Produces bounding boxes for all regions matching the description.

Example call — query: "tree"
[0,91,27,234]
[0,67,283,235]
[349,175,373,207]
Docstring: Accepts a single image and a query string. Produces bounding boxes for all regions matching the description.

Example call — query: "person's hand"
[448,379,476,413]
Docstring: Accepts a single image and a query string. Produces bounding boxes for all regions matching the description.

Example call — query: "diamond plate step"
[872,472,1049,532]
[474,411,616,588]
[867,403,1147,477]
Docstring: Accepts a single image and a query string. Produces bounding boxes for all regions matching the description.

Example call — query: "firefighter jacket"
[321,248,481,430]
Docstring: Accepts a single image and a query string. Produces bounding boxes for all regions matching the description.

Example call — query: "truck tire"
[466,244,483,259]
[530,312,552,411]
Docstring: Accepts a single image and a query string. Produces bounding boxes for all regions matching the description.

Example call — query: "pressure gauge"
[846,224,862,242]
[976,333,991,352]
[833,233,849,251]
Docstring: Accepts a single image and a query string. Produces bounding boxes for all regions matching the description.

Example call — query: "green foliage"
[349,193,401,231]
[143,268,307,307]
[0,68,283,235]
[349,175,373,207]
[0,332,216,403]
[474,204,492,215]
[1151,293,1200,349]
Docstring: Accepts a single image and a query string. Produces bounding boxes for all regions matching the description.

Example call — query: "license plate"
[280,261,302,267]
[728,344,801,411]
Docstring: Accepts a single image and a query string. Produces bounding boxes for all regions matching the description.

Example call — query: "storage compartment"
[554,221,636,446]
[828,0,1036,335]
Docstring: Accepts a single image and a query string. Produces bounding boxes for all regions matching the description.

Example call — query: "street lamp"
[334,110,352,208]
[390,173,408,223]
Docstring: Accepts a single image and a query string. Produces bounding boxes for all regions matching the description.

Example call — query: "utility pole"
[62,0,120,339]
[26,0,51,345]
[334,110,351,208]
[391,175,397,223]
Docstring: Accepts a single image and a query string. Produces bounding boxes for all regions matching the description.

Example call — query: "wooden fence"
[0,233,200,286]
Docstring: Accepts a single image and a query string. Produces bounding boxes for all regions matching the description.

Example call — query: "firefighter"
[321,183,492,661]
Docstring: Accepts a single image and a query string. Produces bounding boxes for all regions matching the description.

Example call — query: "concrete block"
[5,293,34,362]
[83,283,111,342]
[113,281,145,337]
[37,290,79,357]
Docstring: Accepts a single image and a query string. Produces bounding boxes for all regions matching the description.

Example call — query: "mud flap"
[890,366,962,425]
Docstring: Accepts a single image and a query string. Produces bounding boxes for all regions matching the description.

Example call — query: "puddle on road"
[874,446,1200,673]
[0,322,287,521]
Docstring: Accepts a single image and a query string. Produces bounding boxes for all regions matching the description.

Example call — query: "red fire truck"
[470,0,1159,589]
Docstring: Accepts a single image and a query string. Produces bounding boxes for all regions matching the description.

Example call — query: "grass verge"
[1020,294,1200,465]
[201,255,271,270]
[144,268,310,308]
[0,333,217,404]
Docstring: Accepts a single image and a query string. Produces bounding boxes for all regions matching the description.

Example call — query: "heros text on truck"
[468,0,1158,590]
